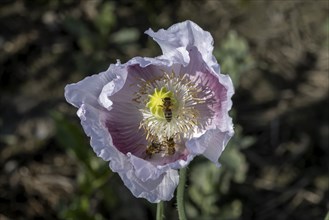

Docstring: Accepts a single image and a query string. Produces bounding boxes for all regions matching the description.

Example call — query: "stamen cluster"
[133,72,213,157]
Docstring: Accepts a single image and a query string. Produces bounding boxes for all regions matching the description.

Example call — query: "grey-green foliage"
[187,126,254,220]
[323,17,329,48]
[61,1,140,74]
[215,31,254,86]
[325,211,329,220]
[112,28,140,44]
[63,2,116,50]
[94,2,116,37]
[52,112,114,220]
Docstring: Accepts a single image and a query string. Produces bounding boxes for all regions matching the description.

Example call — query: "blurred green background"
[0,0,328,219]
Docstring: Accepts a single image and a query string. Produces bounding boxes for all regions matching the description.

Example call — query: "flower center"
[132,72,214,158]
[146,87,177,121]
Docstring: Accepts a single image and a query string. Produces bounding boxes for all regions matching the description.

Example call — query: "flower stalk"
[177,167,187,220]
[156,201,164,220]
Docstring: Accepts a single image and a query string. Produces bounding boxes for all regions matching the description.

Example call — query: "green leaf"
[215,30,254,86]
[94,2,116,36]
[325,211,329,220]
[111,28,140,44]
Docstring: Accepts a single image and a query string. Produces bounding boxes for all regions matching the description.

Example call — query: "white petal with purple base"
[64,20,234,203]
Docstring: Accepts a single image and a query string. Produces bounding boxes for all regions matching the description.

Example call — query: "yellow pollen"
[146,87,176,119]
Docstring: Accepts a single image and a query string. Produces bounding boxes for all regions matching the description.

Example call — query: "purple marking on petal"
[128,64,163,82]
[103,60,182,158]
[182,47,234,132]
[105,102,146,157]
[103,63,165,157]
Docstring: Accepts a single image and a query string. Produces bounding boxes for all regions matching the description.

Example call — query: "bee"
[146,141,164,157]
[164,137,176,155]
[162,97,173,122]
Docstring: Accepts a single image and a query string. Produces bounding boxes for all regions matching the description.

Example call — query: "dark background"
[0,0,328,220]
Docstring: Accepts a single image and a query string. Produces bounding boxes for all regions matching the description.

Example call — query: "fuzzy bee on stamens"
[162,97,173,122]
[164,137,176,155]
[146,140,163,157]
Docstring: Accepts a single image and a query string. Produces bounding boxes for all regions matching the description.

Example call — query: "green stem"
[156,201,164,220]
[177,167,187,220]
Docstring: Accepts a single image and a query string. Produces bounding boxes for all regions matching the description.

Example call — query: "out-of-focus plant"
[94,2,116,37]
[215,31,254,86]
[52,112,115,220]
[323,17,329,48]
[325,211,329,220]
[62,1,140,74]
